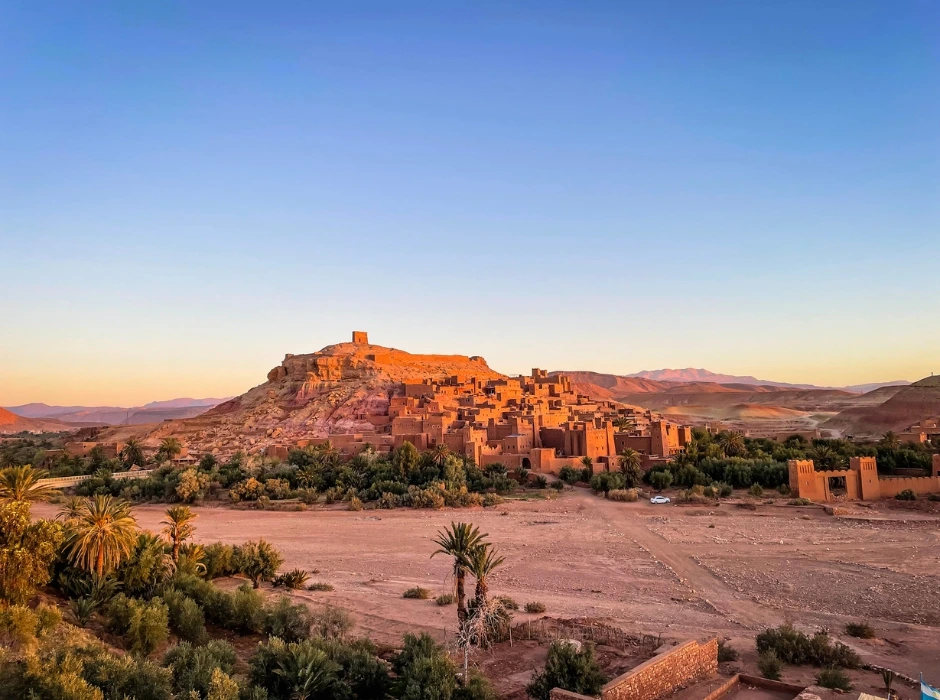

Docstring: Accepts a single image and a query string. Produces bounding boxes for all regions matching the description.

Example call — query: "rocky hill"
[824,376,940,437]
[0,407,69,434]
[107,340,504,454]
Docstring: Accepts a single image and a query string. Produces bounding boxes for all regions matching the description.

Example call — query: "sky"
[1,1,938,406]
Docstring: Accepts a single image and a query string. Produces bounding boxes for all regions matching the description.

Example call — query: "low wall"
[700,674,807,700]
[601,639,718,700]
[877,475,940,498]
[38,470,155,489]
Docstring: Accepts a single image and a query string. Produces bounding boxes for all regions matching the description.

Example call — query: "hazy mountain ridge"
[626,368,910,393]
[4,398,233,426]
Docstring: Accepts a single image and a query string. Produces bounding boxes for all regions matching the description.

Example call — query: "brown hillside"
[0,407,68,434]
[824,376,940,436]
[107,341,505,453]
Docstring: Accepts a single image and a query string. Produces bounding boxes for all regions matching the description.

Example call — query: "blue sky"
[1,1,938,405]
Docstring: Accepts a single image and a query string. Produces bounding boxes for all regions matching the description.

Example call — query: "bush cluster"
[755,624,861,669]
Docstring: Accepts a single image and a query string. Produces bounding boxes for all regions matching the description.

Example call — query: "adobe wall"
[877,475,940,498]
[598,638,718,700]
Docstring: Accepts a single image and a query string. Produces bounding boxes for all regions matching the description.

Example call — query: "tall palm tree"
[431,522,487,625]
[161,505,196,562]
[880,431,900,450]
[121,438,145,469]
[0,465,55,502]
[618,448,641,472]
[466,543,505,606]
[430,443,451,467]
[717,431,746,457]
[65,495,138,578]
[159,437,183,464]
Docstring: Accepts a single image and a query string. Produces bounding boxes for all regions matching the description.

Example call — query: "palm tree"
[161,505,197,562]
[717,431,746,457]
[431,522,487,625]
[580,456,594,476]
[430,443,451,467]
[65,495,138,578]
[612,417,635,433]
[159,437,183,464]
[121,438,145,469]
[466,543,505,606]
[274,646,340,700]
[57,496,86,523]
[0,465,55,502]
[880,431,900,450]
[618,448,641,472]
[809,444,839,470]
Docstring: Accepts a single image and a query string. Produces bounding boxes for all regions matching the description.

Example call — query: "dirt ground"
[34,489,940,697]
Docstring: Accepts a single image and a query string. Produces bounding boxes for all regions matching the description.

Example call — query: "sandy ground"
[34,489,940,696]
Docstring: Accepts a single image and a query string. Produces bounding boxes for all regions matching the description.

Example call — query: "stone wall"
[877,475,940,498]
[599,638,718,700]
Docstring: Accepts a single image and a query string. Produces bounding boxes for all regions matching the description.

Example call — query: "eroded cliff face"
[118,342,503,454]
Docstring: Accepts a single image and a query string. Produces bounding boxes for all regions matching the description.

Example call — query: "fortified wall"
[788,454,940,502]
[550,638,718,700]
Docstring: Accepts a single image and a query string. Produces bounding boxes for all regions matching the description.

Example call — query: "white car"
[650,495,671,504]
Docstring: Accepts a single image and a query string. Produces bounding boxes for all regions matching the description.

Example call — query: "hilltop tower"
[352,331,369,344]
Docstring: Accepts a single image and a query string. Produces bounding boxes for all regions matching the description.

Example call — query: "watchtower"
[352,331,369,344]
[850,456,880,500]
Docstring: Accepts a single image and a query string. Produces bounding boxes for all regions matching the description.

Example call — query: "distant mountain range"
[3,398,232,427]
[625,368,910,394]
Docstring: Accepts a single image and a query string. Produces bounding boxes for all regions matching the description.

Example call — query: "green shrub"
[238,539,284,588]
[757,650,782,680]
[524,602,546,614]
[309,604,353,639]
[895,489,916,501]
[483,493,505,506]
[748,483,765,498]
[777,484,791,495]
[126,598,169,656]
[264,478,291,499]
[496,596,518,610]
[231,584,265,633]
[272,568,310,590]
[436,593,456,606]
[717,639,739,662]
[649,471,673,492]
[558,466,581,485]
[202,543,235,579]
[789,497,811,506]
[533,475,548,489]
[816,666,852,691]
[607,488,638,502]
[755,624,860,669]
[717,482,734,498]
[70,597,97,627]
[527,641,607,700]
[393,632,472,700]
[927,493,940,502]
[590,471,625,495]
[403,586,432,599]
[163,640,237,698]
[308,582,335,592]
[162,588,208,644]
[262,596,312,642]
[349,496,364,511]
[229,477,265,502]
[845,621,875,639]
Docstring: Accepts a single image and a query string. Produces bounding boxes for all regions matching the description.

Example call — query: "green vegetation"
[637,429,937,497]
[895,489,916,501]
[0,472,499,700]
[524,602,546,614]
[845,621,875,639]
[717,639,739,662]
[757,650,783,680]
[308,581,335,592]
[607,488,638,502]
[436,593,456,606]
[816,666,853,691]
[527,641,607,700]
[756,624,860,668]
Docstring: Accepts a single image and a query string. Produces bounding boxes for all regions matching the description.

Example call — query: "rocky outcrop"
[109,341,503,454]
